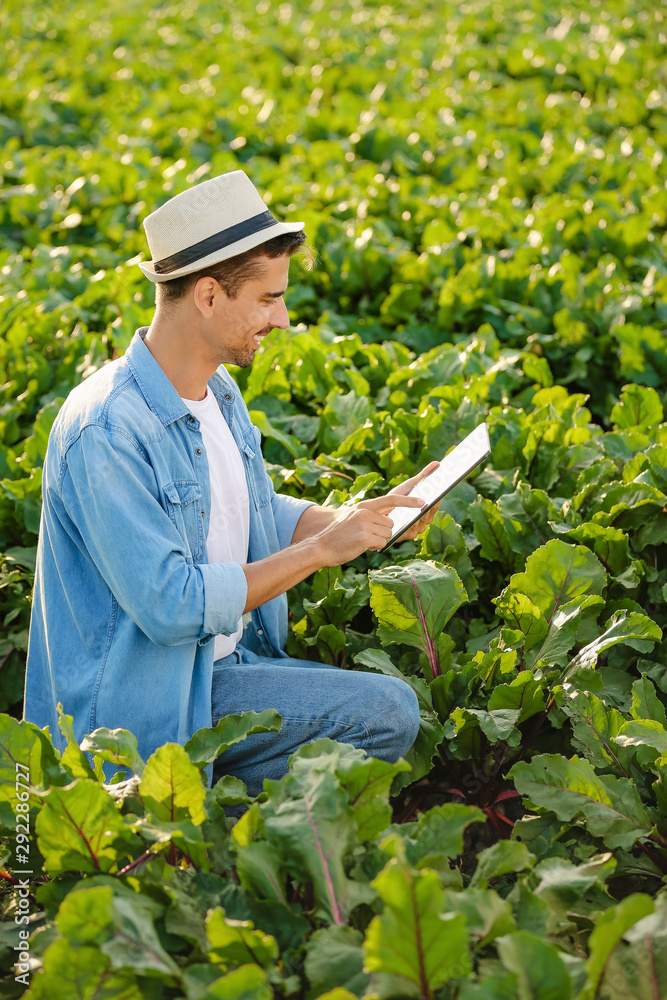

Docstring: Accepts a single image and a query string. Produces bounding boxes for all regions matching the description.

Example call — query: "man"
[24,170,437,794]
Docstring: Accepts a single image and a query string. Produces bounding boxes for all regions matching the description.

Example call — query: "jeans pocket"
[163,480,204,563]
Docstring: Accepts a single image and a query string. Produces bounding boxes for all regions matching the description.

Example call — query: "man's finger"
[358,494,424,512]
[414,461,440,481]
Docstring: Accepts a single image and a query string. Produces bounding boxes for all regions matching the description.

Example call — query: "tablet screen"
[384,422,491,548]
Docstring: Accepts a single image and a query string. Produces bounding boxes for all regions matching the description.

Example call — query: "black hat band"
[153,209,279,274]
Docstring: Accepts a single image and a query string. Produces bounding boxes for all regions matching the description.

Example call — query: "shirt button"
[257,629,264,636]
[188,416,195,423]
[223,393,232,401]
[201,511,205,518]
[195,448,202,456]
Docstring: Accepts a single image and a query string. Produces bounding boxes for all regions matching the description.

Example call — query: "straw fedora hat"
[139,170,305,282]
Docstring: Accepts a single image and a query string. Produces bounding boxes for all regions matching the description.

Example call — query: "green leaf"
[557,522,632,577]
[56,885,115,945]
[184,710,283,769]
[25,938,143,999]
[614,719,667,759]
[579,894,656,1000]
[386,803,486,870]
[445,888,516,949]
[559,690,631,772]
[494,592,548,651]
[532,595,605,669]
[419,512,479,600]
[532,855,617,916]
[35,779,132,874]
[470,841,534,889]
[79,727,145,778]
[569,611,661,671]
[56,703,99,781]
[139,743,207,825]
[611,384,663,430]
[488,671,546,724]
[261,754,372,924]
[249,408,307,458]
[204,964,272,1000]
[234,840,288,905]
[0,713,64,807]
[304,926,369,1000]
[369,560,468,680]
[101,892,180,975]
[496,931,572,1000]
[631,676,667,727]
[510,754,653,850]
[470,497,513,568]
[207,907,278,971]
[363,857,471,996]
[503,539,607,627]
[335,753,411,841]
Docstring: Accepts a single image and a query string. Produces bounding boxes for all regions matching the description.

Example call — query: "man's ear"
[193,276,222,317]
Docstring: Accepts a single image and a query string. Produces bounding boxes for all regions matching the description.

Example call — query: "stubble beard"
[216,326,272,369]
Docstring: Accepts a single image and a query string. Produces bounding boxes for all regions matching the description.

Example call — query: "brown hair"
[156,231,313,304]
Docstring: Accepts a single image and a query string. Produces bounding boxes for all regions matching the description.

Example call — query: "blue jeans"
[210,645,420,796]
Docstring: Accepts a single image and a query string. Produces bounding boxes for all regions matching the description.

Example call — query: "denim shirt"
[23,329,313,780]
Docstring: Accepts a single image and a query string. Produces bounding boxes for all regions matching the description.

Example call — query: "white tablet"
[384,422,491,549]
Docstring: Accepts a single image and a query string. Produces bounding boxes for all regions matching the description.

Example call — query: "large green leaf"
[611,384,663,430]
[304,926,369,1000]
[369,560,467,680]
[139,743,207,825]
[510,754,654,850]
[335,752,410,841]
[502,539,607,626]
[495,931,572,1000]
[206,907,278,971]
[24,938,144,999]
[0,713,65,809]
[184,710,283,769]
[579,893,656,1000]
[568,611,661,671]
[260,750,373,924]
[35,779,133,874]
[363,857,471,996]
[614,720,667,760]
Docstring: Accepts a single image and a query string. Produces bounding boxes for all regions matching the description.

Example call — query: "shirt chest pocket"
[162,480,204,564]
[240,425,271,510]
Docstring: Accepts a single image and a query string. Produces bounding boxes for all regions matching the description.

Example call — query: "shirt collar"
[126,329,236,426]
[125,329,191,427]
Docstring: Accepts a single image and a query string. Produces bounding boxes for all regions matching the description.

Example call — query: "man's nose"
[270,296,290,329]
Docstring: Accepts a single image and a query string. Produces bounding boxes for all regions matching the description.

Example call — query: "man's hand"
[386,461,441,543]
[314,494,425,567]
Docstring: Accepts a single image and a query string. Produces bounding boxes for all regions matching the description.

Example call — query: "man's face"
[207,255,291,368]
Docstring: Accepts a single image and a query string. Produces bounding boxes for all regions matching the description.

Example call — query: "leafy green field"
[2,0,667,997]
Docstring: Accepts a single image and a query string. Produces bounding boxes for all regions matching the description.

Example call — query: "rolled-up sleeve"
[59,423,247,647]
[270,492,317,549]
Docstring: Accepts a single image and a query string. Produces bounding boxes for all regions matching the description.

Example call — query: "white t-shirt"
[180,389,250,660]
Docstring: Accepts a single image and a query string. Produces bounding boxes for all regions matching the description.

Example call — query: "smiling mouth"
[252,328,271,348]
